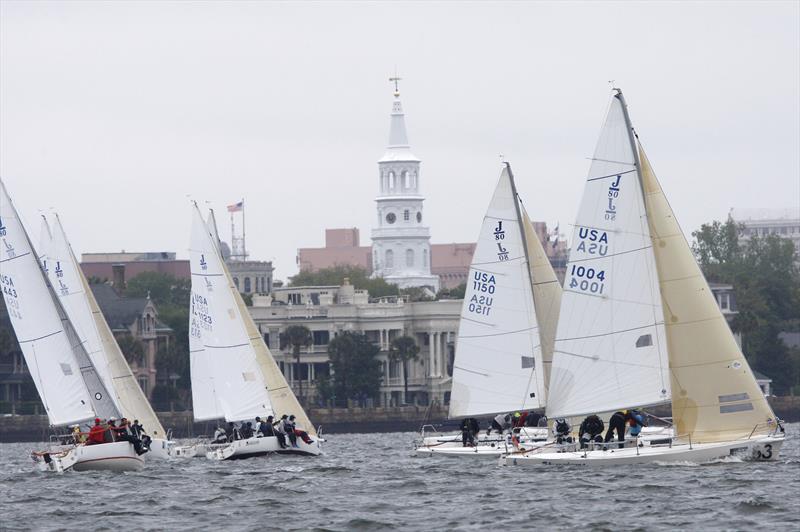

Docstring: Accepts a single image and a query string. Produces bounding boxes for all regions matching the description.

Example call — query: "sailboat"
[507,90,785,466]
[188,203,321,459]
[416,164,562,457]
[38,214,174,459]
[0,180,144,472]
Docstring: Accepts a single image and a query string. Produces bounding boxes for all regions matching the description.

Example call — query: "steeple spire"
[382,73,418,161]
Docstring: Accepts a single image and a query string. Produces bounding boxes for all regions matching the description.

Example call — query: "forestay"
[189,205,272,422]
[547,95,670,418]
[449,166,545,418]
[44,215,165,436]
[0,180,114,426]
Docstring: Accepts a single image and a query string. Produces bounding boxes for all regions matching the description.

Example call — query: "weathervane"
[389,70,401,97]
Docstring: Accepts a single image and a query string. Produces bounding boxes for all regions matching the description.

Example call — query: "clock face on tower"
[416,212,422,223]
[386,212,396,224]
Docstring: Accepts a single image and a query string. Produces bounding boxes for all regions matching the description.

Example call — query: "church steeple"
[371,77,439,291]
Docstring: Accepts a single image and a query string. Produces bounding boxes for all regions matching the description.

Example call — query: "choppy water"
[1,424,799,531]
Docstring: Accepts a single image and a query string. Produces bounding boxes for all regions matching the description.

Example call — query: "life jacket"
[555,420,570,435]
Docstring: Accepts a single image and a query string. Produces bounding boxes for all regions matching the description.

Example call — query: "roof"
[752,370,772,382]
[90,283,171,332]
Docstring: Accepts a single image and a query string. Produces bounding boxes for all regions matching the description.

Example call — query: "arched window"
[386,249,394,269]
[402,170,410,189]
[406,249,414,267]
[233,277,239,289]
[423,249,428,268]
[244,277,251,293]
[388,171,395,189]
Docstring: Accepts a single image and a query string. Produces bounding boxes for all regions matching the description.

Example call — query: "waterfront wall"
[1,397,798,443]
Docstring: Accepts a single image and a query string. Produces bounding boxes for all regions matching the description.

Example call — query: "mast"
[506,163,534,284]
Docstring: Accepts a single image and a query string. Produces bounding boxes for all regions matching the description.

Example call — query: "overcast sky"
[2,1,798,280]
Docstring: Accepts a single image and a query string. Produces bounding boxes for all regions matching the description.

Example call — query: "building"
[217,241,275,295]
[297,228,371,273]
[249,281,459,407]
[370,83,439,291]
[90,283,174,398]
[733,208,800,261]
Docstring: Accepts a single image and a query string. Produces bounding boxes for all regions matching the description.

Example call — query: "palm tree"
[389,336,420,405]
[280,325,312,403]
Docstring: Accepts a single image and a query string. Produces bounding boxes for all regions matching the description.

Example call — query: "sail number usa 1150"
[469,271,496,316]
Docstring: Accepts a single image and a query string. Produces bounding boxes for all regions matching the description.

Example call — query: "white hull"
[206,435,322,460]
[33,441,144,472]
[146,438,176,460]
[416,427,550,457]
[504,434,785,467]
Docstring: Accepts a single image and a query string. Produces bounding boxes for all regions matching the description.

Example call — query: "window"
[263,333,270,346]
[386,212,396,224]
[406,249,414,267]
[294,363,309,381]
[313,330,330,345]
[313,362,330,380]
[404,210,410,221]
[388,171,395,189]
[719,292,730,310]
[386,249,394,269]
[244,277,251,293]
[288,293,301,305]
[402,171,410,189]
[389,361,400,379]
[137,376,149,397]
[423,249,428,267]
[416,211,422,223]
[233,277,239,289]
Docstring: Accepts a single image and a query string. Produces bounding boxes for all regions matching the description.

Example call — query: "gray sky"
[2,1,798,280]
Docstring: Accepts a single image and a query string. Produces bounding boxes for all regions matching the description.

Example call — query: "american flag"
[227,201,243,212]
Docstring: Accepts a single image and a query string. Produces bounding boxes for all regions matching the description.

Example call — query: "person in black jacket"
[604,410,628,449]
[579,414,605,449]
[460,418,479,447]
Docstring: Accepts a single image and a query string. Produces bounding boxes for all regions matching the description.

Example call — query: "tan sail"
[79,271,167,437]
[639,146,775,442]
[521,209,562,392]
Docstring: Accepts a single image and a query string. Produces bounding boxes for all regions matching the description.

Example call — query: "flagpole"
[242,198,246,260]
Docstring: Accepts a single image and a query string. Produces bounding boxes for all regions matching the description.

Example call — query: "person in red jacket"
[86,418,106,445]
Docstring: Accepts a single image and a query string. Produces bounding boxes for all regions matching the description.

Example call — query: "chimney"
[112,264,126,292]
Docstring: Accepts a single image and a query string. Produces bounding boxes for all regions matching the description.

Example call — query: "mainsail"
[547,94,670,418]
[0,180,118,426]
[449,165,547,418]
[189,204,272,422]
[639,145,776,442]
[42,214,165,436]
[206,210,317,436]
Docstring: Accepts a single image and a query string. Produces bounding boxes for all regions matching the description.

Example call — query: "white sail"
[547,95,670,418]
[0,180,116,425]
[189,204,272,421]
[206,210,316,435]
[639,146,776,442]
[449,166,545,418]
[43,214,166,436]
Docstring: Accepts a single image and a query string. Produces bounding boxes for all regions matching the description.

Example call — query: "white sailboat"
[507,90,785,466]
[39,214,174,459]
[0,180,143,472]
[188,203,321,459]
[416,165,560,457]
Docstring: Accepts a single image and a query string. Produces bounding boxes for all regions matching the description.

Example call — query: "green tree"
[280,325,312,403]
[326,331,382,406]
[126,271,191,309]
[692,219,800,393]
[117,334,145,365]
[388,336,420,403]
[289,265,399,299]
[399,286,434,302]
[437,283,466,300]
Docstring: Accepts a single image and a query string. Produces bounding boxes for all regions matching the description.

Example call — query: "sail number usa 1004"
[568,264,606,294]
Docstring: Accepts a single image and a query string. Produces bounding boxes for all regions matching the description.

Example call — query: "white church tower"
[371,78,439,291]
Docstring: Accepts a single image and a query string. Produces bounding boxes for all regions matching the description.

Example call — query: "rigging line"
[531,279,560,287]
[17,329,62,344]
[557,321,663,342]
[190,272,225,278]
[0,251,32,263]
[586,157,636,167]
[566,244,653,264]
[469,266,508,277]
[554,349,668,370]
[460,325,537,339]
[459,316,495,327]
[565,222,652,240]
[470,255,525,267]
[485,215,522,222]
[453,365,489,377]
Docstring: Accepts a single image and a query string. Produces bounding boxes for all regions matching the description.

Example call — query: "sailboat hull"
[146,438,176,460]
[206,435,322,460]
[504,434,785,466]
[34,441,145,472]
[416,427,550,457]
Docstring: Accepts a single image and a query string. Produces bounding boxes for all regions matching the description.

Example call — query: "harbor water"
[1,424,798,531]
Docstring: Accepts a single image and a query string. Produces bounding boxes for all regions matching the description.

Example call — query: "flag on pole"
[551,222,560,249]
[227,201,243,213]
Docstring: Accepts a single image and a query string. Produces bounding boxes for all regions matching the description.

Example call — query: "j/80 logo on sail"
[575,227,609,256]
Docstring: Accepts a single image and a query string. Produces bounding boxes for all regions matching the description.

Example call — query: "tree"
[399,286,434,302]
[289,265,399,299]
[692,219,800,393]
[117,334,145,365]
[280,325,312,403]
[437,283,466,300]
[326,332,382,406]
[388,336,420,403]
[126,271,191,309]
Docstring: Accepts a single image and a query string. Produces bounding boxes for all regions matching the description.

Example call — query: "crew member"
[489,413,510,435]
[272,416,289,449]
[281,415,298,447]
[289,415,313,445]
[212,426,227,444]
[553,418,574,444]
[87,418,106,445]
[579,414,605,449]
[460,418,476,447]
[604,410,628,449]
[628,410,646,439]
